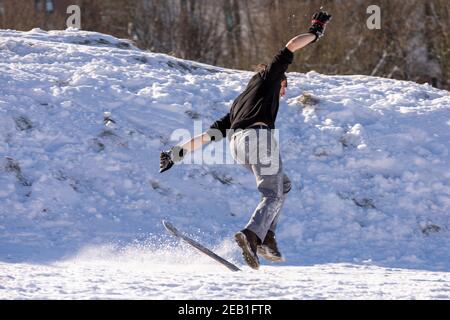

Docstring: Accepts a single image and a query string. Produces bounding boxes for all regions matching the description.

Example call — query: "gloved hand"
[159,146,187,173]
[308,11,332,42]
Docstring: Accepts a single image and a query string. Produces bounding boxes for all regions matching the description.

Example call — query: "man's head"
[280,75,287,98]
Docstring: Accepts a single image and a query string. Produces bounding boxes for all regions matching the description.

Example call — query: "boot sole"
[235,232,260,270]
[257,246,284,262]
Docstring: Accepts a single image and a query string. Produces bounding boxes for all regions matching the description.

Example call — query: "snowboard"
[162,220,241,272]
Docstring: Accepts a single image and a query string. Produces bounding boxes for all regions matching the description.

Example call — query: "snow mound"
[0,29,449,271]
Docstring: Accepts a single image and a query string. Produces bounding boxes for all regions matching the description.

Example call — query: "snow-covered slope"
[3,260,450,299]
[1,29,450,298]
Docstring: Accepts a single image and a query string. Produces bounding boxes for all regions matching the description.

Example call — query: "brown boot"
[257,230,284,262]
[234,229,261,270]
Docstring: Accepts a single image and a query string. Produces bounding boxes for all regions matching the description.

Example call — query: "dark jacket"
[207,47,294,141]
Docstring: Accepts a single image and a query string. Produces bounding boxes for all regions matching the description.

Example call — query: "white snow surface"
[1,29,450,299]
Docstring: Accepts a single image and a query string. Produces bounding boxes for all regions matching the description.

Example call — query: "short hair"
[255,63,268,73]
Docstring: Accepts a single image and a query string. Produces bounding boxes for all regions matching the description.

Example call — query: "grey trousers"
[230,129,291,242]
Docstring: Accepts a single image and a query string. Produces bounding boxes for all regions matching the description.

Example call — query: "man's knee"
[257,185,283,199]
[256,172,290,197]
[283,175,291,194]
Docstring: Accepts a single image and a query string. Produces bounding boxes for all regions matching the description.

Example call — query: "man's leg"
[243,125,286,243]
[268,173,291,233]
[231,128,285,268]
[255,173,290,262]
[245,165,285,242]
[231,128,286,242]
[230,130,264,269]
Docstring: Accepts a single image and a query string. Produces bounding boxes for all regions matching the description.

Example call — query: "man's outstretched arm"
[179,132,211,154]
[286,11,332,52]
[159,112,230,173]
[286,33,317,52]
[264,11,332,83]
[159,133,211,173]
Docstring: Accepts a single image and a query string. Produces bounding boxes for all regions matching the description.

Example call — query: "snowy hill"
[1,29,450,299]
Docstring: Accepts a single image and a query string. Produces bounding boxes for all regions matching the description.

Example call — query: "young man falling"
[160,11,332,269]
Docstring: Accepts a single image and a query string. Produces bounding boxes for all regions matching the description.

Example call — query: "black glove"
[159,146,187,173]
[308,11,332,42]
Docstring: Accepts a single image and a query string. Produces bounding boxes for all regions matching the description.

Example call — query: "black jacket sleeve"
[264,47,294,84]
[206,113,231,141]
